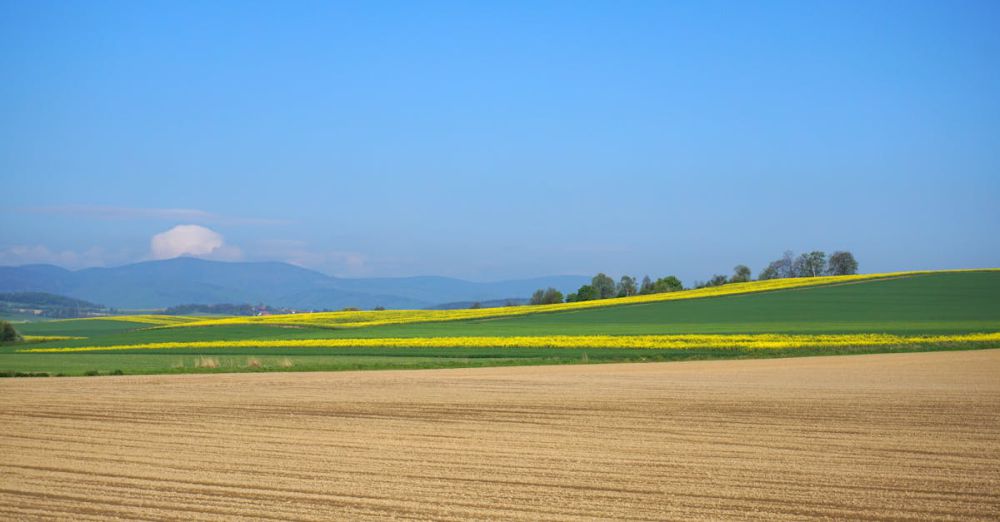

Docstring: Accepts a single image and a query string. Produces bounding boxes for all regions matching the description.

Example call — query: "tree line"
[529,250,858,305]
[757,250,858,280]
[530,273,684,305]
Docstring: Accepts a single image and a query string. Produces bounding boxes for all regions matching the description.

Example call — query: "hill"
[5,270,999,377]
[0,258,589,310]
[143,269,995,333]
[0,292,111,319]
[18,269,1000,342]
[387,270,1000,336]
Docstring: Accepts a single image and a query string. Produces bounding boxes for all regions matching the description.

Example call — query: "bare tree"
[827,251,859,275]
[760,251,795,280]
[639,275,654,294]
[759,260,782,280]
[780,250,795,278]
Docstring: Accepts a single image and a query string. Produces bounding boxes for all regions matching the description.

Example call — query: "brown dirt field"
[1,350,999,521]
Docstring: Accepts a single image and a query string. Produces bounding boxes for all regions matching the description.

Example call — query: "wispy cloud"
[20,205,290,226]
[254,239,368,276]
[0,245,125,269]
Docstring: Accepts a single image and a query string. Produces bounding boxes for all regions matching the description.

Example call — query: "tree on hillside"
[639,275,654,294]
[696,274,728,288]
[652,275,683,293]
[827,251,859,275]
[530,287,564,305]
[794,251,827,277]
[0,321,22,343]
[568,284,599,302]
[779,250,795,277]
[760,251,795,280]
[617,275,637,297]
[730,265,751,283]
[758,261,781,280]
[591,273,617,299]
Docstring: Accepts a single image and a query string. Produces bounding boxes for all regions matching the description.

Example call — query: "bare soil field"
[2,350,998,521]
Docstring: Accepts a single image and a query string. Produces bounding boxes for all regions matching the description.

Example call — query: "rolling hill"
[16,269,1000,343]
[4,269,998,376]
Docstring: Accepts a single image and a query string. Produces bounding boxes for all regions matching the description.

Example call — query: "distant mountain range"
[0,257,589,310]
[426,298,531,310]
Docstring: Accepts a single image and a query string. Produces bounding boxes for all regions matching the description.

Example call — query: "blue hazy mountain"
[0,257,589,310]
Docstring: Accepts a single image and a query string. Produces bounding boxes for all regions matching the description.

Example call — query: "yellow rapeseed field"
[150,270,981,331]
[20,332,1000,353]
[88,315,202,326]
[49,315,202,326]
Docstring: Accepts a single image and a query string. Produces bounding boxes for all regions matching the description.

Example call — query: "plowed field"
[2,350,998,520]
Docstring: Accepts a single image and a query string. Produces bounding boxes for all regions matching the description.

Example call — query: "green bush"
[0,320,23,343]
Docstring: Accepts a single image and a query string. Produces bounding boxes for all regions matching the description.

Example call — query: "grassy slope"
[13,319,157,338]
[25,271,1000,346]
[401,271,1000,336]
[3,271,998,375]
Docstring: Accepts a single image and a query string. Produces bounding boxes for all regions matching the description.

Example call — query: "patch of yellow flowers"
[145,269,996,331]
[20,332,1000,353]
[52,315,202,326]
[90,315,202,326]
[20,335,86,342]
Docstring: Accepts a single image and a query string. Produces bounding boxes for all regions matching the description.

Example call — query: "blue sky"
[2,1,998,282]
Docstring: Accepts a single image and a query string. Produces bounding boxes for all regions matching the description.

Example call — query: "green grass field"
[3,270,998,376]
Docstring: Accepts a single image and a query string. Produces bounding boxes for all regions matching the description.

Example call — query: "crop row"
[20,332,1000,352]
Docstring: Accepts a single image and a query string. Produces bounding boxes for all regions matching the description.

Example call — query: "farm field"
[2,270,999,376]
[7,3,997,520]
[1,349,997,520]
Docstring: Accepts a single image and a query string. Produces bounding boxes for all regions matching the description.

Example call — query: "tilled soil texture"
[1,350,998,521]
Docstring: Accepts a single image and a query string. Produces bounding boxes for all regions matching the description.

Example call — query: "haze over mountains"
[0,257,589,310]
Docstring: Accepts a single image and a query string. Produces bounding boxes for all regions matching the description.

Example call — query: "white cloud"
[150,225,243,261]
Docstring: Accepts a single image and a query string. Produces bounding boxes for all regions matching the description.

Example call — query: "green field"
[3,271,998,376]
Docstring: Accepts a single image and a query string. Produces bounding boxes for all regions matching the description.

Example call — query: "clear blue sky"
[2,1,998,283]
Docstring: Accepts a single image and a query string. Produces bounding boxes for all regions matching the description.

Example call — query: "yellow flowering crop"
[151,269,998,331]
[20,335,86,342]
[20,332,1000,353]
[69,315,203,326]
